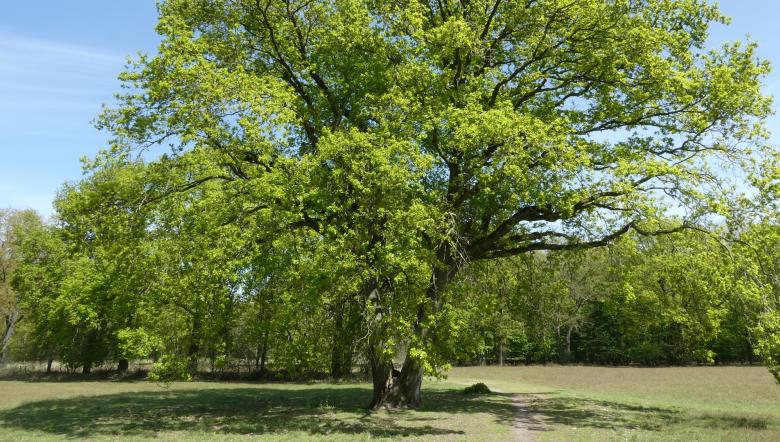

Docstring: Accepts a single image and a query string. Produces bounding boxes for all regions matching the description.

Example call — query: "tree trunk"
[368,245,458,409]
[258,344,267,373]
[1,310,21,363]
[259,328,270,373]
[46,357,53,373]
[368,343,423,409]
[497,335,505,366]
[81,329,97,374]
[555,325,564,363]
[187,341,199,373]
[330,297,360,378]
[117,358,129,372]
[395,355,423,407]
[369,351,394,409]
[565,326,573,363]
[255,301,272,374]
[364,277,421,409]
[187,315,202,374]
[331,299,348,378]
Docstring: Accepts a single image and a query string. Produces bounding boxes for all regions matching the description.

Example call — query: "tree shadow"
[0,369,149,383]
[0,386,519,439]
[2,384,770,439]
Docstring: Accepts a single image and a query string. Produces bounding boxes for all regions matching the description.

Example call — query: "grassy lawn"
[443,365,780,441]
[0,366,777,441]
[0,379,512,441]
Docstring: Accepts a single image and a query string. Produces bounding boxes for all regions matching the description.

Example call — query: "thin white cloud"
[0,33,126,64]
[0,82,109,96]
[0,99,102,111]
[0,33,126,114]
[0,33,139,216]
[0,64,117,85]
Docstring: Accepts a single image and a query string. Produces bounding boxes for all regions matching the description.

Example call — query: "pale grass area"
[444,365,780,441]
[0,366,778,440]
[446,365,780,412]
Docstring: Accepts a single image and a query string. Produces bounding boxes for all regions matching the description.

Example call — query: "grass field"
[447,366,780,441]
[0,366,778,441]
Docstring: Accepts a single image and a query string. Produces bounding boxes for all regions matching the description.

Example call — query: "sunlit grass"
[444,365,780,441]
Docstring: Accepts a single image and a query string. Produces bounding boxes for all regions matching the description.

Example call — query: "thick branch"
[481,221,689,259]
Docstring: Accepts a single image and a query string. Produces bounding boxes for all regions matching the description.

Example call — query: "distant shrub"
[148,355,191,382]
[769,364,780,385]
[463,382,492,395]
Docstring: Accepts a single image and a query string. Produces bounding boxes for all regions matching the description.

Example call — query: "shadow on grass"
[526,396,772,433]
[0,386,520,439]
[0,369,342,383]
[1,385,771,439]
[0,370,149,383]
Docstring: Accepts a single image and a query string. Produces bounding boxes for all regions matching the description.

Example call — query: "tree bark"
[255,301,271,374]
[497,335,505,366]
[368,349,394,409]
[365,278,396,408]
[368,341,423,409]
[187,315,202,374]
[330,297,360,378]
[395,355,423,406]
[81,329,97,374]
[1,310,21,363]
[331,299,348,377]
[259,330,269,373]
[369,244,459,409]
[117,358,129,372]
[364,277,422,409]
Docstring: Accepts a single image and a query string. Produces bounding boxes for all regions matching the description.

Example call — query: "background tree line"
[3,190,779,378]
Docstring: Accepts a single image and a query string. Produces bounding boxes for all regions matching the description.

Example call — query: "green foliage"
[95,0,773,382]
[117,328,162,361]
[742,223,780,383]
[449,229,769,367]
[149,355,193,382]
[1,209,44,361]
[463,382,492,395]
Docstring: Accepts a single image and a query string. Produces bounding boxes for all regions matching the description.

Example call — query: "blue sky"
[0,1,159,216]
[0,1,778,217]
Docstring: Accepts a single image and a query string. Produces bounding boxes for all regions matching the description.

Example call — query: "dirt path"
[441,378,546,440]
[510,394,546,441]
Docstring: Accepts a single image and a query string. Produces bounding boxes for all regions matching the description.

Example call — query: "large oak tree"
[98,0,772,407]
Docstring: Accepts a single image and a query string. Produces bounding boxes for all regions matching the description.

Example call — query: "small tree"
[0,209,43,362]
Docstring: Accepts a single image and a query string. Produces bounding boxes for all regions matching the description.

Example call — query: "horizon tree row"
[3,193,779,380]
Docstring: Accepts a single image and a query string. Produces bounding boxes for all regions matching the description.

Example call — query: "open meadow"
[0,365,778,441]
